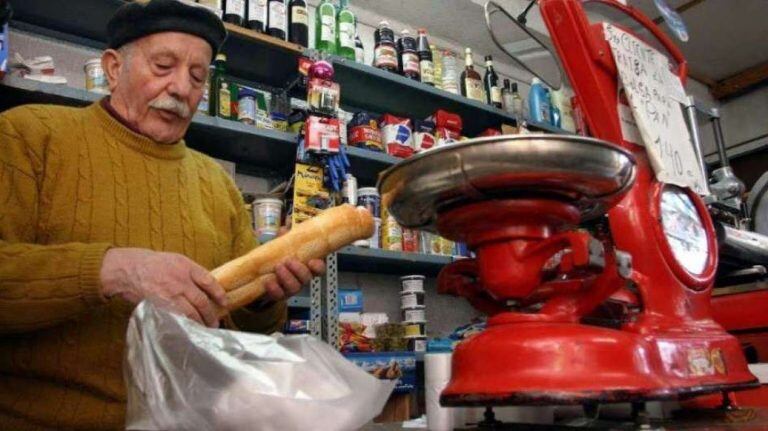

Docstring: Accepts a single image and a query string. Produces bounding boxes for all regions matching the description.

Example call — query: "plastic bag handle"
[583,0,688,83]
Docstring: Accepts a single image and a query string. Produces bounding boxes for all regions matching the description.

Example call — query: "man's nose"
[167,69,193,100]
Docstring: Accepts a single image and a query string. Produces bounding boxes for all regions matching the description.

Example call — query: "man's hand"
[261,225,326,302]
[100,248,227,327]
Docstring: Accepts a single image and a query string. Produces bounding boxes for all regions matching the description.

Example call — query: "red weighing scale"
[377,0,758,407]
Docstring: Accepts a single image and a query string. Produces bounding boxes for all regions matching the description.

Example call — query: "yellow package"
[292,163,330,226]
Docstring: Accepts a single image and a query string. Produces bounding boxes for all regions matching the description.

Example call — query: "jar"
[237,87,257,125]
[373,21,398,73]
[252,197,283,244]
[84,58,108,94]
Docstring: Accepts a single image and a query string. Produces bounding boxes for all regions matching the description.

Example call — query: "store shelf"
[0,76,298,170]
[9,0,301,88]
[288,296,311,308]
[330,56,518,136]
[526,119,574,135]
[337,246,453,276]
[345,146,401,186]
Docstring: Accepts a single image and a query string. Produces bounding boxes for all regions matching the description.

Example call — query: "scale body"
[378,0,758,406]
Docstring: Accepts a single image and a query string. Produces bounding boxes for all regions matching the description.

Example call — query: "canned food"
[356,187,380,217]
[369,217,381,249]
[402,228,419,252]
[440,237,455,256]
[400,291,424,308]
[400,275,425,293]
[342,174,358,205]
[402,306,425,322]
[403,321,426,337]
[382,212,403,251]
[84,58,108,94]
[407,336,427,352]
[237,87,257,125]
[253,197,283,244]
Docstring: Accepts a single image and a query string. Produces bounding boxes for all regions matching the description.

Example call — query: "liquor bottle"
[396,30,419,81]
[267,0,287,40]
[416,29,434,86]
[223,0,246,26]
[288,0,308,47]
[483,55,502,108]
[315,0,337,55]
[354,34,365,63]
[460,48,483,102]
[336,0,356,61]
[246,0,267,32]
[210,54,233,119]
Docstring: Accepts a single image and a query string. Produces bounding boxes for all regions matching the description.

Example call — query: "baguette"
[213,204,374,295]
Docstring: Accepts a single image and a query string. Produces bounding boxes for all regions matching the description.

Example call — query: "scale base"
[441,321,758,407]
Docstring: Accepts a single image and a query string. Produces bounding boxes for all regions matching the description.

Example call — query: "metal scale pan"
[377,134,636,233]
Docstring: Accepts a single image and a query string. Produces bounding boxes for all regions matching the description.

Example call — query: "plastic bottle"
[373,21,398,73]
[336,0,356,61]
[528,77,551,124]
[396,30,420,81]
[315,0,337,55]
[549,89,561,127]
[416,29,434,86]
[551,89,575,132]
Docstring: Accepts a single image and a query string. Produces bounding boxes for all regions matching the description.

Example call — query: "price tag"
[603,23,707,195]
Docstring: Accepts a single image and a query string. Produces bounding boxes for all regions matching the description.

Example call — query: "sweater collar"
[90,99,188,160]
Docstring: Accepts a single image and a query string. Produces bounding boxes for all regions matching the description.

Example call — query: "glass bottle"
[354,34,365,63]
[460,48,483,102]
[483,55,502,108]
[416,29,434,86]
[336,0,356,61]
[315,0,337,55]
[210,54,233,119]
[431,44,443,90]
[246,0,267,32]
[267,0,287,40]
[373,21,397,73]
[441,50,459,94]
[288,0,308,47]
[223,0,245,26]
[511,82,525,124]
[396,29,420,81]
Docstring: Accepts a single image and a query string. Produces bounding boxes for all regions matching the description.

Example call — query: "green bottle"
[315,0,337,55]
[336,0,356,61]
[210,54,229,118]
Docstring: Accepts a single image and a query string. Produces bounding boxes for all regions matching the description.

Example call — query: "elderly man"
[0,0,324,428]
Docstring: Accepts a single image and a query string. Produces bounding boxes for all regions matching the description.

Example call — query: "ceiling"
[350,0,768,84]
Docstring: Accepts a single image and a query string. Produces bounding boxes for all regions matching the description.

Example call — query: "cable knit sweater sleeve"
[0,110,111,335]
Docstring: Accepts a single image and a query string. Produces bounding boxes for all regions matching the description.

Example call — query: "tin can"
[342,174,358,205]
[356,187,380,217]
[400,275,425,293]
[403,321,426,337]
[440,237,455,256]
[402,306,426,322]
[382,212,403,252]
[407,336,427,352]
[84,58,108,94]
[402,228,419,252]
[253,197,283,244]
[368,217,382,249]
[400,291,424,308]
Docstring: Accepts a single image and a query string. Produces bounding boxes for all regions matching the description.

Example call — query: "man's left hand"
[261,225,326,301]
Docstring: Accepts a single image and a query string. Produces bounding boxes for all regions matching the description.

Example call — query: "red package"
[427,110,463,133]
[478,128,502,137]
[380,114,414,158]
[402,228,419,252]
[436,127,461,147]
[305,116,341,154]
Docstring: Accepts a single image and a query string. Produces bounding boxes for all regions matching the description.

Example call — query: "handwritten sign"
[604,23,707,195]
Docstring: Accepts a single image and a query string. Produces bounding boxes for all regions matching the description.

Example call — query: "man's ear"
[102,49,123,92]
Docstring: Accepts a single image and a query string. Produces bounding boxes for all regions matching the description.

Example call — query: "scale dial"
[659,185,709,275]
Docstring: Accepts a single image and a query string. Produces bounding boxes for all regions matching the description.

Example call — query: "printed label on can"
[403,308,425,322]
[401,278,424,293]
[401,293,419,308]
[409,338,426,352]
[238,97,256,122]
[403,322,425,337]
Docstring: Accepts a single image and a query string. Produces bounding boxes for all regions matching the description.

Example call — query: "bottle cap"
[503,78,510,87]
[401,29,411,36]
[379,20,390,27]
[418,28,427,34]
[484,55,493,62]
[216,53,227,62]
[532,77,541,84]
[512,82,518,92]
[465,47,472,54]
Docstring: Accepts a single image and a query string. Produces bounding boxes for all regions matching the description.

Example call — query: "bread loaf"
[213,204,374,301]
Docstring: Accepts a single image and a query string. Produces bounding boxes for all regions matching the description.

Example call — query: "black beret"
[107,0,227,55]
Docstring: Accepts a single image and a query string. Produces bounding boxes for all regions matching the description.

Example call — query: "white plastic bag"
[125,301,395,431]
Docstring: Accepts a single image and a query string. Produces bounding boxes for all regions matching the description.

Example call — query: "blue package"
[344,352,417,394]
[339,289,363,313]
[0,24,8,77]
[528,77,551,124]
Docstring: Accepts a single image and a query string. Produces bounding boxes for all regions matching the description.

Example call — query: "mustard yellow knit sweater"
[0,102,286,430]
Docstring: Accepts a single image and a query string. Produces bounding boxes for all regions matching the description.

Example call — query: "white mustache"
[149,96,191,119]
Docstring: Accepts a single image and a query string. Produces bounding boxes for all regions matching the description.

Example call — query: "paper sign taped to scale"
[603,23,707,195]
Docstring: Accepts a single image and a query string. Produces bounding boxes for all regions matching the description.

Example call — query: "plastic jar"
[237,87,257,125]
[84,58,108,94]
[252,197,283,244]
